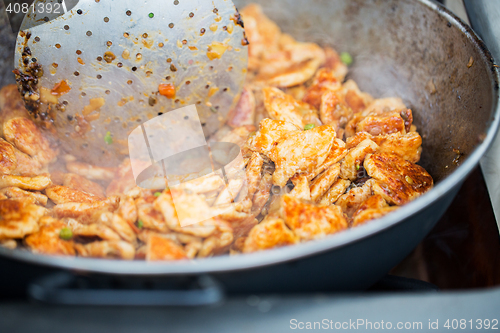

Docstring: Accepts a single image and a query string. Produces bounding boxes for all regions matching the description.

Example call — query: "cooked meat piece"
[246,118,300,156]
[257,58,323,88]
[0,200,45,239]
[53,196,120,223]
[73,223,121,241]
[263,87,307,128]
[342,80,374,113]
[0,85,29,134]
[145,233,187,261]
[0,187,48,206]
[66,162,116,181]
[243,216,299,253]
[353,194,388,215]
[0,138,16,175]
[184,238,203,259]
[319,179,351,206]
[11,148,43,177]
[75,240,135,260]
[362,97,407,116]
[310,163,340,202]
[251,171,273,213]
[355,112,406,136]
[245,152,264,197]
[353,207,399,227]
[117,195,138,226]
[0,174,51,191]
[227,215,258,239]
[324,47,348,82]
[45,185,103,204]
[281,194,348,240]
[198,219,234,257]
[339,139,379,181]
[270,125,336,186]
[364,153,433,205]
[303,68,340,110]
[319,89,353,131]
[228,87,256,128]
[305,139,347,181]
[63,173,106,197]
[0,239,17,249]
[289,175,311,201]
[335,179,375,217]
[3,117,57,165]
[177,173,225,195]
[106,159,136,196]
[137,197,169,233]
[25,221,75,256]
[214,178,245,206]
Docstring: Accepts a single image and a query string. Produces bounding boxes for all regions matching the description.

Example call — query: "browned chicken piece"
[263,87,308,128]
[355,112,406,136]
[342,80,374,113]
[310,163,341,202]
[240,4,282,71]
[11,148,43,177]
[0,138,16,175]
[63,173,106,197]
[214,178,245,206]
[106,158,136,196]
[257,58,323,88]
[184,239,203,259]
[270,125,336,186]
[73,223,121,241]
[289,175,311,201]
[136,197,169,233]
[227,215,258,239]
[319,179,351,206]
[0,199,45,239]
[117,195,138,226]
[305,139,347,181]
[45,185,103,204]
[362,97,407,116]
[0,85,30,135]
[0,187,48,206]
[3,117,58,166]
[319,89,353,131]
[246,118,300,156]
[302,69,341,110]
[243,216,299,253]
[0,239,17,249]
[246,152,264,197]
[228,87,256,128]
[66,162,116,181]
[281,194,348,240]
[251,171,273,215]
[324,47,348,82]
[218,125,256,148]
[198,219,234,257]
[0,174,51,191]
[353,206,399,227]
[75,240,135,260]
[145,233,187,261]
[347,132,422,163]
[25,221,75,256]
[364,153,433,205]
[53,196,120,223]
[177,173,225,195]
[353,194,388,215]
[339,139,379,181]
[335,179,375,217]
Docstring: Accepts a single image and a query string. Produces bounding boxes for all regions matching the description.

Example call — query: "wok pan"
[0,0,498,293]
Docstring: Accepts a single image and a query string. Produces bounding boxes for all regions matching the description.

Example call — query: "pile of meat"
[0,4,433,260]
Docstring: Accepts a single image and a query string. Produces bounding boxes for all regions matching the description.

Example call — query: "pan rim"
[1,0,499,276]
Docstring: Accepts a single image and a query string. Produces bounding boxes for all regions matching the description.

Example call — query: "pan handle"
[28,272,224,306]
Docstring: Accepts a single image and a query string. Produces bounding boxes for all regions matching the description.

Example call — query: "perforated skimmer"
[14,0,248,165]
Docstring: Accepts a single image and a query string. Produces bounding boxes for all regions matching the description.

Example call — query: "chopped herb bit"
[304,123,316,131]
[356,164,360,171]
[104,131,113,145]
[137,220,144,229]
[148,12,154,18]
[154,192,162,197]
[210,107,218,113]
[59,227,73,240]
[340,52,353,66]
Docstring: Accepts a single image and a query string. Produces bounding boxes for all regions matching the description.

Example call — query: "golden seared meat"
[53,196,120,223]
[364,153,433,205]
[0,187,48,206]
[0,200,45,240]
[0,174,51,191]
[246,118,300,156]
[3,117,58,166]
[243,217,299,253]
[0,3,434,260]
[281,194,348,240]
[45,185,103,204]
[75,240,135,260]
[63,173,106,198]
[270,125,336,186]
[25,221,75,256]
[228,87,256,128]
[146,234,187,261]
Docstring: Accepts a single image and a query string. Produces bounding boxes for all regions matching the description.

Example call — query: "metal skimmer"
[14,0,248,165]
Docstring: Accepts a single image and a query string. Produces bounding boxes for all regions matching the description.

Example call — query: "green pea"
[59,227,73,240]
[148,13,154,18]
[137,220,144,229]
[104,131,113,145]
[154,192,162,197]
[340,52,353,66]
